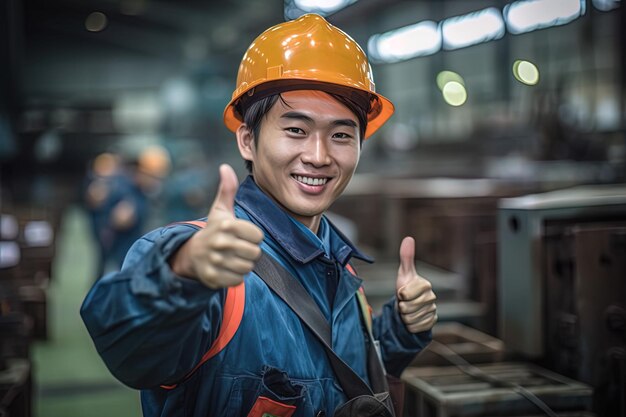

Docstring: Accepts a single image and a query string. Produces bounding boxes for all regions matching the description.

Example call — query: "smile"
[293,175,329,186]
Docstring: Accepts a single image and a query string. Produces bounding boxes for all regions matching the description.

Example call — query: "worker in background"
[83,151,129,278]
[83,146,169,278]
[81,14,437,417]
[132,145,172,229]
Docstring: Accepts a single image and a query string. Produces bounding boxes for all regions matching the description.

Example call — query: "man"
[81,13,437,417]
[83,152,151,279]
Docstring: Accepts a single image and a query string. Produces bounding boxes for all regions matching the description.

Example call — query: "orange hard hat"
[223,13,394,139]
[137,145,171,178]
[93,152,120,177]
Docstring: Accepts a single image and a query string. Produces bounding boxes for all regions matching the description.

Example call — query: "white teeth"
[295,175,328,186]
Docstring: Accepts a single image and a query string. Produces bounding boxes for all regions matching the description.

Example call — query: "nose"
[301,134,332,167]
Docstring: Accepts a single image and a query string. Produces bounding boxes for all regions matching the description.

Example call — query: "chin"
[290,205,326,218]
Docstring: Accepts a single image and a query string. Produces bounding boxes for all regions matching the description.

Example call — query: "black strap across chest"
[252,252,389,399]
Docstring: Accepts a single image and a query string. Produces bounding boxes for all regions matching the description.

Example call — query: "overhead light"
[295,0,353,13]
[442,81,467,106]
[24,221,53,247]
[285,0,357,19]
[0,242,20,268]
[0,214,18,240]
[441,7,505,50]
[513,60,539,85]
[161,78,196,114]
[113,92,163,134]
[85,11,108,32]
[437,70,468,106]
[504,0,585,35]
[368,21,441,63]
[436,71,465,91]
[592,0,620,11]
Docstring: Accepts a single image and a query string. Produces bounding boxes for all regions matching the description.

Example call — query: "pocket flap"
[246,396,296,417]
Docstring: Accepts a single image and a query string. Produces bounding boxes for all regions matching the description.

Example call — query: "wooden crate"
[411,322,505,367]
[402,362,592,417]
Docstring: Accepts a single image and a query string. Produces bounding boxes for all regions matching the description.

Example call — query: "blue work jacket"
[81,176,431,417]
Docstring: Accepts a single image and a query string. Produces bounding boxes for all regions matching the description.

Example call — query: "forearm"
[81,226,223,389]
[373,297,432,377]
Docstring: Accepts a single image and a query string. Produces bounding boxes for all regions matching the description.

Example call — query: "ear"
[236,123,255,163]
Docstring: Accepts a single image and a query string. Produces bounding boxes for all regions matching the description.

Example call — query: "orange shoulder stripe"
[346,263,374,332]
[161,220,246,390]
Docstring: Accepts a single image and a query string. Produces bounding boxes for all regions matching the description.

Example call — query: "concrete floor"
[32,206,142,417]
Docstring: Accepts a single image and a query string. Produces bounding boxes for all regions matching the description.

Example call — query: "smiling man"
[81,14,437,417]
[238,90,360,232]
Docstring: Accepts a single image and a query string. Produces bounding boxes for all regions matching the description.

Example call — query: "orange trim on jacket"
[161,222,372,390]
[161,220,246,390]
[346,264,374,333]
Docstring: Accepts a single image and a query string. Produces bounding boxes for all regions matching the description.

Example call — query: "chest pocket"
[226,366,325,417]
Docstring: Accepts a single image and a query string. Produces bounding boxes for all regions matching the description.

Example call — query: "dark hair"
[240,92,369,172]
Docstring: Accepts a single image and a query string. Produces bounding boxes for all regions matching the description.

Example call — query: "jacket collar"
[235,176,373,265]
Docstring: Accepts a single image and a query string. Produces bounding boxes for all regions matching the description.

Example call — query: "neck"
[253,178,322,234]
[293,214,321,234]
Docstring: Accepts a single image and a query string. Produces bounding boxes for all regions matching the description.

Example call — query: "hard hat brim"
[223,80,394,140]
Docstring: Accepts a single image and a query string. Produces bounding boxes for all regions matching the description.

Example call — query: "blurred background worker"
[83,151,126,279]
[0,1,624,417]
[83,146,170,278]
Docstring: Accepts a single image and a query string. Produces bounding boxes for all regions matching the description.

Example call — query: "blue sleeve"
[372,297,432,378]
[80,223,226,389]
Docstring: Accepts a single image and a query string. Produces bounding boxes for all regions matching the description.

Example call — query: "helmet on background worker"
[223,13,395,139]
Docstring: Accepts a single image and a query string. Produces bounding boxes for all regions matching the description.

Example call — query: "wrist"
[168,239,196,280]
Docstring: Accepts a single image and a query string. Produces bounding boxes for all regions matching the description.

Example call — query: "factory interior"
[0,0,625,416]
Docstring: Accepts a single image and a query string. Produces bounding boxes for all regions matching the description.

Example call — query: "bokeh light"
[513,60,540,85]
[442,81,468,106]
[85,12,108,32]
[437,71,465,91]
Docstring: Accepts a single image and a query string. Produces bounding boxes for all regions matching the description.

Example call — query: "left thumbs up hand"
[396,237,438,333]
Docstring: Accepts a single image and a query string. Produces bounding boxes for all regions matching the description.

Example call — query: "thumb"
[397,236,417,291]
[209,164,239,216]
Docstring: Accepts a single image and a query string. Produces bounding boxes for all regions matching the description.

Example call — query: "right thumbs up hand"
[169,164,264,289]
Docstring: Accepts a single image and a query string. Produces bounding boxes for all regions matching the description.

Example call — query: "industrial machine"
[498,184,626,416]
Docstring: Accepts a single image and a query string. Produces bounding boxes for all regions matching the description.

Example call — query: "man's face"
[237,90,361,231]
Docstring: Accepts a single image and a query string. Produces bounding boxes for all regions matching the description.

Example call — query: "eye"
[332,132,354,141]
[285,127,305,135]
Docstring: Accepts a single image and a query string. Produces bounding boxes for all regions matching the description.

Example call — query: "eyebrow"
[280,111,314,124]
[280,111,358,129]
[330,119,358,129]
